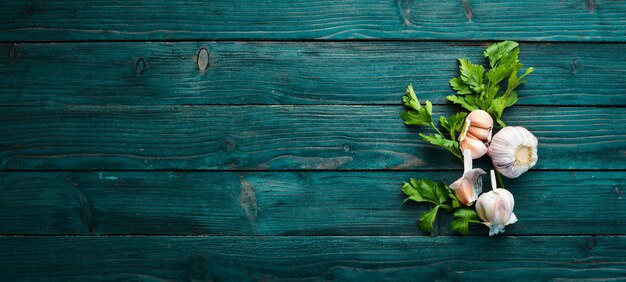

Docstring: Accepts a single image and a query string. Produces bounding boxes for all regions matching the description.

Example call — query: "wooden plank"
[3,41,625,106]
[0,105,623,170]
[0,171,623,236]
[1,236,625,280]
[1,1,626,41]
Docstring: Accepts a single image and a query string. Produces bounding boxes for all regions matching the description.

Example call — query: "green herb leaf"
[446,95,478,112]
[449,77,472,95]
[419,133,457,150]
[403,178,445,205]
[419,205,440,233]
[403,179,466,233]
[448,41,532,126]
[440,112,468,140]
[419,133,461,160]
[458,59,485,93]
[450,208,481,235]
[401,84,433,126]
[483,41,519,68]
[402,84,420,109]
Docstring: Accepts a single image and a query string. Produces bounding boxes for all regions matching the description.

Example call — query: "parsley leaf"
[402,179,462,233]
[458,59,485,93]
[401,84,432,126]
[419,133,460,159]
[440,112,468,141]
[447,41,533,126]
[450,208,481,235]
[484,40,520,68]
[401,85,463,160]
[419,205,440,233]
[449,77,472,95]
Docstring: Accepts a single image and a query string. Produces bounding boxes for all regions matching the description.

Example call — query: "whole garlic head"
[488,126,538,178]
[459,110,493,159]
[475,170,518,236]
[450,150,485,206]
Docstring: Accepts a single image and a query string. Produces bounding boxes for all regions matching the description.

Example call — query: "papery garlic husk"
[488,126,538,178]
[450,169,485,206]
[475,171,517,236]
[450,150,486,206]
[459,110,493,159]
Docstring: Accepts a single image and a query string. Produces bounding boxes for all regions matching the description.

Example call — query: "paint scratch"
[240,179,258,222]
[585,0,596,13]
[461,0,473,22]
[397,0,413,26]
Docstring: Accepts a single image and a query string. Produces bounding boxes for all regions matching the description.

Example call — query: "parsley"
[402,178,462,233]
[400,41,531,235]
[447,41,534,126]
[401,84,467,161]
[450,208,481,235]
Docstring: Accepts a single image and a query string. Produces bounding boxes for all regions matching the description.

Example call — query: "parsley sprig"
[447,41,534,126]
[401,84,467,161]
[402,178,479,235]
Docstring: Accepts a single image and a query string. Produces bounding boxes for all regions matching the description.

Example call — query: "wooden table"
[1,1,625,280]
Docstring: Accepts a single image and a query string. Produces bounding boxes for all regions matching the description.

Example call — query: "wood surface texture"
[1,0,626,41]
[1,0,625,280]
[0,171,623,236]
[2,42,625,106]
[1,236,625,281]
[0,106,623,170]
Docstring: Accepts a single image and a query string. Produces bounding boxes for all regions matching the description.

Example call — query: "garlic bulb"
[459,110,493,159]
[475,170,518,236]
[488,126,538,178]
[450,150,485,206]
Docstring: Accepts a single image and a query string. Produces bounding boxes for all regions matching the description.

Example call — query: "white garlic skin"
[475,188,517,236]
[450,168,486,206]
[488,126,538,178]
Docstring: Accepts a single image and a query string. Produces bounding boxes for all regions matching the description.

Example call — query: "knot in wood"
[197,48,210,72]
[187,255,211,282]
[133,57,145,75]
[7,43,17,62]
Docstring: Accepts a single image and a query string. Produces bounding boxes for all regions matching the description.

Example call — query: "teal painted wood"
[0,106,623,170]
[0,236,624,281]
[1,1,626,41]
[3,41,625,106]
[0,171,622,236]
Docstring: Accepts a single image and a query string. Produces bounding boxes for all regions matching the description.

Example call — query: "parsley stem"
[495,170,506,189]
[430,123,463,161]
[430,123,445,137]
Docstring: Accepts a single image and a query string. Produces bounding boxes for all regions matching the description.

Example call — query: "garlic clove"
[467,110,493,129]
[460,135,488,159]
[468,126,492,142]
[475,171,517,236]
[449,150,485,206]
[488,126,538,178]
[459,110,493,141]
[450,168,485,206]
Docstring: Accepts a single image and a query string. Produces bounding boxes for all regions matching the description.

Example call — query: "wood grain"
[0,105,623,170]
[0,171,623,236]
[1,235,625,281]
[2,41,625,106]
[1,0,626,41]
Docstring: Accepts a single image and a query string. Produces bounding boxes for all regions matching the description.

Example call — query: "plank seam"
[2,38,626,44]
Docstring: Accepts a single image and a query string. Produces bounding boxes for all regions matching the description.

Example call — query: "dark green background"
[1,0,625,280]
